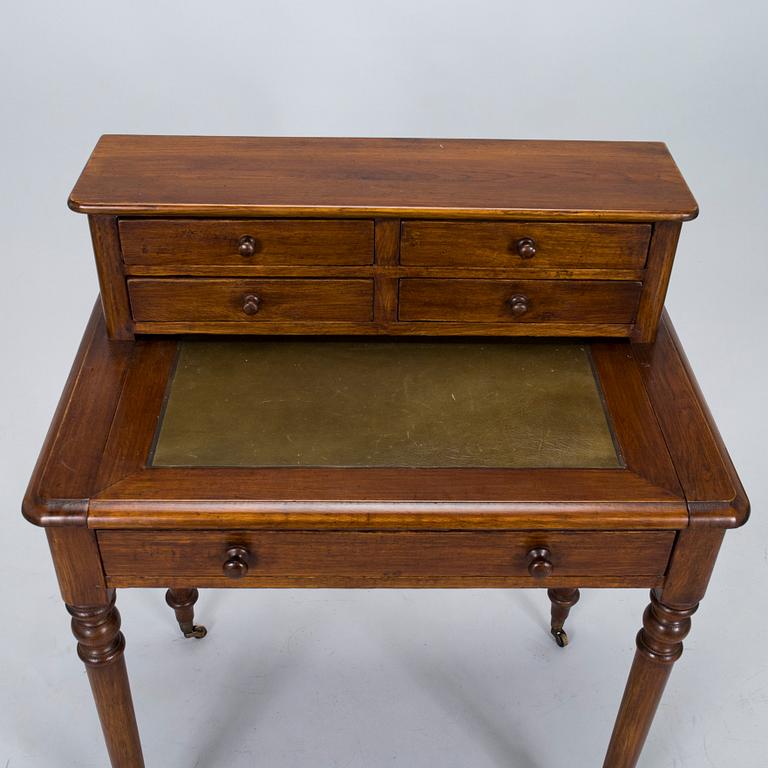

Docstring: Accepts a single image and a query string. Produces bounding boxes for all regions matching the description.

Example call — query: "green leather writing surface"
[151,340,622,469]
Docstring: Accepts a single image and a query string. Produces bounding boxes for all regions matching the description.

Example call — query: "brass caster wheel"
[183,625,207,639]
[551,628,569,648]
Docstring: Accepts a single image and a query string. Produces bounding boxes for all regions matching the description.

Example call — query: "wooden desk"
[24,137,747,767]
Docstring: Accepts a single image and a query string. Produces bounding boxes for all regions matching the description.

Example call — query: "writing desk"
[24,137,748,767]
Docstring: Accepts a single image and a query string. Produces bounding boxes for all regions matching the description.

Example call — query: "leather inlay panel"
[151,339,622,469]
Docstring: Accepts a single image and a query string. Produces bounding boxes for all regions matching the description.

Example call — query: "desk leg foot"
[165,588,207,639]
[67,592,145,768]
[548,587,580,647]
[602,590,697,768]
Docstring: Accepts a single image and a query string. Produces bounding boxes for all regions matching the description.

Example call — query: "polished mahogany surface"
[69,135,698,221]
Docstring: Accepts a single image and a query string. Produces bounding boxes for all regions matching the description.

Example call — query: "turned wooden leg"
[165,587,207,639]
[602,527,724,767]
[548,587,580,647]
[602,589,697,768]
[67,591,145,768]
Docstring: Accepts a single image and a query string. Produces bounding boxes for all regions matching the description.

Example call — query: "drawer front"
[128,278,373,323]
[401,222,651,269]
[98,530,675,588]
[399,278,642,323]
[119,219,374,267]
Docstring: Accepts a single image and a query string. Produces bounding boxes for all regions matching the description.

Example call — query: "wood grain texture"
[46,527,109,605]
[86,504,686,532]
[590,343,682,496]
[632,311,749,526]
[119,218,374,266]
[658,527,725,608]
[73,138,694,341]
[112,574,662,589]
[373,218,400,321]
[97,530,674,587]
[22,302,135,526]
[603,524,726,768]
[374,219,400,265]
[69,136,698,221]
[603,591,697,768]
[131,319,635,337]
[127,278,374,323]
[67,594,144,768]
[122,264,646,280]
[631,222,681,342]
[94,341,178,492]
[88,467,685,530]
[374,278,398,323]
[398,278,642,323]
[88,216,134,339]
[401,221,651,269]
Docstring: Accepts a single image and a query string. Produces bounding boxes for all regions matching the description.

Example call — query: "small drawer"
[119,219,374,267]
[399,278,642,324]
[401,221,650,269]
[128,278,373,323]
[97,530,675,588]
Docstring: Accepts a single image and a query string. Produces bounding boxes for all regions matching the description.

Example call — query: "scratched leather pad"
[150,340,621,468]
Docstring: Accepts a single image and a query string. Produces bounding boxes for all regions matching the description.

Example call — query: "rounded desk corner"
[681,203,700,221]
[21,493,47,527]
[67,194,88,214]
[688,492,751,530]
[22,491,88,528]
[728,489,751,529]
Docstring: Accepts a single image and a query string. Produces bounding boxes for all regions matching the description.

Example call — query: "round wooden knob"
[508,294,529,316]
[527,547,553,579]
[223,546,250,579]
[242,294,261,315]
[515,237,536,259]
[238,235,257,257]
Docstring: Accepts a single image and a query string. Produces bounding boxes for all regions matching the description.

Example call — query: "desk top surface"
[23,304,746,532]
[69,135,698,221]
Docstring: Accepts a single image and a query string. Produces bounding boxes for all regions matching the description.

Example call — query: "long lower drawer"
[97,530,675,588]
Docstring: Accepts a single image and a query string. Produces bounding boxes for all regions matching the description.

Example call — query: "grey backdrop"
[1,2,766,766]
